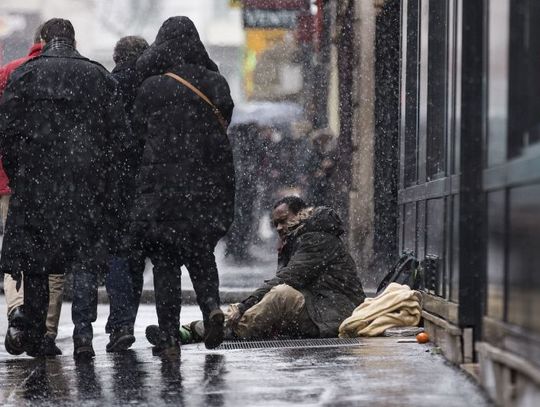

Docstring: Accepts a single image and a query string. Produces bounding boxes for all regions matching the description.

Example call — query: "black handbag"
[376,251,421,294]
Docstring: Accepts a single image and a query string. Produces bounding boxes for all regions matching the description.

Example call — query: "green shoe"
[179,325,193,344]
[179,322,205,344]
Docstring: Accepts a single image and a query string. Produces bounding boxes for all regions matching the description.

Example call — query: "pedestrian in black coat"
[105,35,149,353]
[111,36,149,118]
[128,16,235,355]
[0,19,133,359]
[225,122,260,263]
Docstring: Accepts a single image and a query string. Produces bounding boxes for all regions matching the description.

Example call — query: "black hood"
[136,16,219,81]
[297,207,345,237]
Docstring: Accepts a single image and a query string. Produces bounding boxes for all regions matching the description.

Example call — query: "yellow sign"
[243,28,288,98]
[229,0,242,8]
[245,28,288,53]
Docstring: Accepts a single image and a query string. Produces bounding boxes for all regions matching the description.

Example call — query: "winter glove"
[13,270,22,291]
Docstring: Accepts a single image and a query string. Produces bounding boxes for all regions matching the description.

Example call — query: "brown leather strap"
[164,72,228,134]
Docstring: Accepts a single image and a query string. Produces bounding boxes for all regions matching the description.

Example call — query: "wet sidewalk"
[0,301,492,406]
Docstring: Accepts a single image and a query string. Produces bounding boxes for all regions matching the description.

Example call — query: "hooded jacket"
[129,16,235,241]
[239,207,366,337]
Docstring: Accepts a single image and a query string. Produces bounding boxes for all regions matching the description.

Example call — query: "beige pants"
[0,194,9,232]
[231,284,319,340]
[4,273,65,339]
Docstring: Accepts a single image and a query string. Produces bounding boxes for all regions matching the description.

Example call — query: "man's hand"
[226,303,245,327]
[227,309,243,327]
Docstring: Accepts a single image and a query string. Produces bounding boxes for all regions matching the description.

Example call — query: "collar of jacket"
[42,38,82,58]
[112,58,136,74]
[27,43,43,58]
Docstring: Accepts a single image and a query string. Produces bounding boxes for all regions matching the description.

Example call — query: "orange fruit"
[416,332,430,343]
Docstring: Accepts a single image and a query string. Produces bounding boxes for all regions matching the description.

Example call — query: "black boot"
[74,337,95,361]
[145,325,160,346]
[25,337,47,358]
[43,335,62,356]
[203,309,225,349]
[189,321,205,343]
[106,326,135,353]
[146,323,203,346]
[151,332,180,359]
[5,306,26,355]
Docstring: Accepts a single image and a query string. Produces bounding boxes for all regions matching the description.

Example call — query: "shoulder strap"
[164,72,228,134]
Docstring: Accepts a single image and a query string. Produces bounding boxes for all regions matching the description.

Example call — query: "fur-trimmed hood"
[288,206,345,238]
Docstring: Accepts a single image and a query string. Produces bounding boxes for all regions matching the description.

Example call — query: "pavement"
[0,300,493,406]
[0,231,490,405]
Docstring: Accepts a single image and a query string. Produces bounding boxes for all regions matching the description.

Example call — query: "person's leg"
[23,272,49,356]
[4,273,26,355]
[0,194,10,235]
[238,182,258,258]
[151,248,182,355]
[72,269,97,340]
[4,273,24,316]
[105,256,134,333]
[45,273,64,339]
[227,181,257,262]
[233,284,319,340]
[43,273,65,355]
[71,259,98,359]
[128,254,146,327]
[105,255,138,352]
[184,237,224,349]
[184,238,220,318]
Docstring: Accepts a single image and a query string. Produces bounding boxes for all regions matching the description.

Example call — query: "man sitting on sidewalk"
[146,196,366,343]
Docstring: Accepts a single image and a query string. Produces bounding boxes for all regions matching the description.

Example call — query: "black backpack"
[376,251,421,295]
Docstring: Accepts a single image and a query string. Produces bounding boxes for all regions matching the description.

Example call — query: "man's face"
[272,203,298,239]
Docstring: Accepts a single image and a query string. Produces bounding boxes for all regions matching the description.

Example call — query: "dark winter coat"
[110,58,146,213]
[0,40,132,276]
[239,207,366,337]
[111,58,140,120]
[129,16,235,243]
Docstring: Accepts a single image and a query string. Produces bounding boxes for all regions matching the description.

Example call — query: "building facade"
[326,0,540,404]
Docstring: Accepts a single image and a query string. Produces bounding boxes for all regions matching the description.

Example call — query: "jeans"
[105,254,147,333]
[72,268,98,340]
[105,257,134,333]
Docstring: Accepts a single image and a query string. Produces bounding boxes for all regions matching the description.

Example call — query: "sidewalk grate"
[215,338,363,350]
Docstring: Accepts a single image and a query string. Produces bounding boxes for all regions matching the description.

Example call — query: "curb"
[97,287,253,305]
